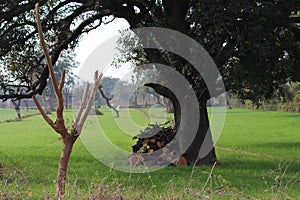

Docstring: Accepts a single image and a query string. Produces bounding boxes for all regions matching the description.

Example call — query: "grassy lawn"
[0,107,299,199]
[0,108,39,122]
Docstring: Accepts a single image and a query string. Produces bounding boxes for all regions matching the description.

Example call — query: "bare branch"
[32,95,55,128]
[35,3,61,98]
[98,86,119,117]
[103,16,115,25]
[74,83,90,127]
[52,9,112,62]
[35,3,66,134]
[77,71,103,134]
[59,69,66,92]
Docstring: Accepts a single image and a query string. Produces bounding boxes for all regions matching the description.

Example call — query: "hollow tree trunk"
[56,135,78,197]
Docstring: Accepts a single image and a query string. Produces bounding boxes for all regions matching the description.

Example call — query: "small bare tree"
[33,4,103,197]
[98,86,120,117]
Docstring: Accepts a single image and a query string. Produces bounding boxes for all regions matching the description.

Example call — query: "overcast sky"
[74,18,131,79]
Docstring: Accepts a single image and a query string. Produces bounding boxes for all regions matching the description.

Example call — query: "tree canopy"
[0,0,299,104]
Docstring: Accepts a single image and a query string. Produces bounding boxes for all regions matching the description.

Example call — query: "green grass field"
[0,107,299,199]
[0,108,39,122]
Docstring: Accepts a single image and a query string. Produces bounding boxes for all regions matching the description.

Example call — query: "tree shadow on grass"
[251,142,300,161]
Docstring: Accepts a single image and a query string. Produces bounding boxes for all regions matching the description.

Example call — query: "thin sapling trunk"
[33,4,103,197]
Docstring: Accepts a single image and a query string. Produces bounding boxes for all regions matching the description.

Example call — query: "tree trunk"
[134,91,138,107]
[184,101,217,165]
[145,83,217,165]
[11,99,22,120]
[226,93,232,109]
[16,108,22,120]
[56,135,77,197]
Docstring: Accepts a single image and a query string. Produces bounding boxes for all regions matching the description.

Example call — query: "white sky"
[74,18,131,79]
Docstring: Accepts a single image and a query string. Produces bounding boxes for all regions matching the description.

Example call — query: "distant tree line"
[229,82,300,112]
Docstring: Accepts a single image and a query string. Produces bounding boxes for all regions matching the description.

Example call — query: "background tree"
[97,76,120,117]
[11,99,22,120]
[43,50,78,110]
[99,77,119,100]
[271,82,300,112]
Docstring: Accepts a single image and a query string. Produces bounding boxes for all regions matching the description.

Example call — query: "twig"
[202,161,217,192]
[32,95,55,128]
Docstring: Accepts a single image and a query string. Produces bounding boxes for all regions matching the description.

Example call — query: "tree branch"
[0,0,48,21]
[77,71,103,134]
[98,86,120,117]
[59,69,66,92]
[35,3,60,98]
[32,95,55,128]
[74,83,90,129]
[35,3,67,136]
[52,10,111,63]
[289,17,300,24]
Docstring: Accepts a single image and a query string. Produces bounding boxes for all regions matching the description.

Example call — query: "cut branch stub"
[76,71,103,134]
[74,83,90,128]
[32,95,55,128]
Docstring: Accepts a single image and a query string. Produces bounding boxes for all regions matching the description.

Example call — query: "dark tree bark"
[145,83,217,165]
[185,101,217,165]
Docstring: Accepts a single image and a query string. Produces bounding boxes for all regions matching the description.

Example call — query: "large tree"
[1,0,300,165]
